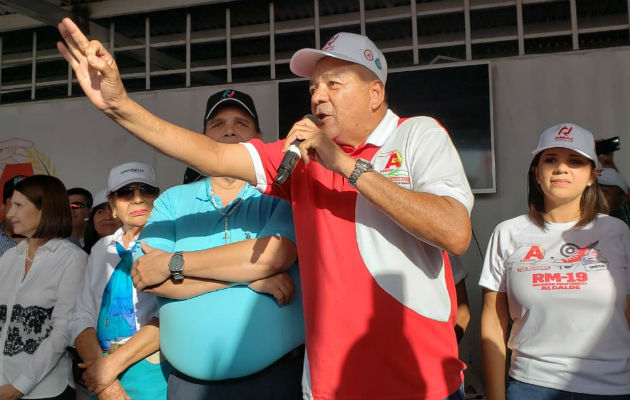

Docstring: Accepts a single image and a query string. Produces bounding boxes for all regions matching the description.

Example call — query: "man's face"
[69,194,90,229]
[309,57,375,145]
[203,106,260,144]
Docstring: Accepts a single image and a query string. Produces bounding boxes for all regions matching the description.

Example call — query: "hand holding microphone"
[275,114,319,184]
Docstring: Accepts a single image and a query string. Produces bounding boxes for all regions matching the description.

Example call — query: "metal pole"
[270,2,276,80]
[186,13,191,87]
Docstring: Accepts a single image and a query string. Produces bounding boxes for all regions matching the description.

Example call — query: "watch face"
[169,253,184,273]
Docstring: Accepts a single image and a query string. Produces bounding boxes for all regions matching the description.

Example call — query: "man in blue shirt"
[131,89,304,400]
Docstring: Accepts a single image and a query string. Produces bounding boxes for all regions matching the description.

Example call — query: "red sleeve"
[248,138,292,202]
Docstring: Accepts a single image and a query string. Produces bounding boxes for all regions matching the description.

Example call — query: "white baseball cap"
[107,162,157,193]
[290,32,388,84]
[597,168,629,193]
[532,123,597,162]
[93,189,108,207]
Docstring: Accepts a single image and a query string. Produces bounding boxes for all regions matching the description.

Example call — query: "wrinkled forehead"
[310,57,366,83]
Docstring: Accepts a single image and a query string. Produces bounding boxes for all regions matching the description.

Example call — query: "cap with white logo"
[532,123,597,162]
[290,32,388,84]
[597,168,629,194]
[107,162,157,193]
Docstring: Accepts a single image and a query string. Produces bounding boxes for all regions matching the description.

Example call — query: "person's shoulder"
[162,180,205,198]
[493,214,532,235]
[0,244,19,262]
[595,213,630,232]
[398,116,447,134]
[54,238,88,262]
[90,233,116,256]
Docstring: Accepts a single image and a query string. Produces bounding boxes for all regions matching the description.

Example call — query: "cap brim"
[205,98,256,121]
[109,177,157,192]
[531,145,595,161]
[289,48,357,78]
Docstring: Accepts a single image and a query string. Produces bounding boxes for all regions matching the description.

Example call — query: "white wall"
[1,46,628,393]
[0,81,279,194]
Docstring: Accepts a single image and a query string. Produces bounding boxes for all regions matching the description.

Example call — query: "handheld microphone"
[275,114,318,184]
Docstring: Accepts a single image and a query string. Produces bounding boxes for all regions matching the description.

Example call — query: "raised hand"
[57,17,127,113]
[248,272,296,306]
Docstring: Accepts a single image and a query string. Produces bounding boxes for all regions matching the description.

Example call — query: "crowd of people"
[0,16,627,400]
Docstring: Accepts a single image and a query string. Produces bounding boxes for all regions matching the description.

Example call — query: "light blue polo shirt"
[139,178,304,381]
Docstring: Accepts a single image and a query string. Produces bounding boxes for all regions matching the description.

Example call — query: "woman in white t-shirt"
[480,123,630,400]
[0,175,86,400]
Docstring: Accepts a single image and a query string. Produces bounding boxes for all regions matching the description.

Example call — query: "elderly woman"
[69,162,169,400]
[0,175,86,400]
[83,190,122,254]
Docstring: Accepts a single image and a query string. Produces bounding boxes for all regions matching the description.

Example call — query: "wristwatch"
[348,158,373,188]
[168,251,185,280]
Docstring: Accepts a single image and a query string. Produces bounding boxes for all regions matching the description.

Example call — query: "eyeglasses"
[111,184,160,200]
[70,201,88,209]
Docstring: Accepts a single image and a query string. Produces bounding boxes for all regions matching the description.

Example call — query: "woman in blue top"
[69,162,169,400]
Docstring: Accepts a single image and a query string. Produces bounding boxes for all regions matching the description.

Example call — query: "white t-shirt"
[70,228,158,345]
[479,214,630,395]
[0,239,86,398]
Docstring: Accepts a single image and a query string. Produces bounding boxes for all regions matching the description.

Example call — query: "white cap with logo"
[107,162,157,193]
[290,32,388,84]
[93,189,108,206]
[531,123,597,162]
[597,168,629,194]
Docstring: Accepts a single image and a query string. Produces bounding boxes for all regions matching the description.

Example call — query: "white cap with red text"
[532,123,597,161]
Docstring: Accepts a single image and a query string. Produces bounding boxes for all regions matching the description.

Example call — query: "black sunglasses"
[112,184,160,199]
[70,201,88,209]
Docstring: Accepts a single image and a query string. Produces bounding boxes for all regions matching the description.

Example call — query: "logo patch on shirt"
[517,241,609,291]
[374,150,410,186]
[521,245,544,262]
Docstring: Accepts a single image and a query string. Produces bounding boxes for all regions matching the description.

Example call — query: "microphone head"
[303,114,319,126]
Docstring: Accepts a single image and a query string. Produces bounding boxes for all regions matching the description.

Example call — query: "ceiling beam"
[0,0,240,33]
[0,0,70,28]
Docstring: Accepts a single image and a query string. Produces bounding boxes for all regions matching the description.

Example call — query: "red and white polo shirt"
[243,110,474,399]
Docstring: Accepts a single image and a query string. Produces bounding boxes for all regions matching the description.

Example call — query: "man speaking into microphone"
[59,19,473,400]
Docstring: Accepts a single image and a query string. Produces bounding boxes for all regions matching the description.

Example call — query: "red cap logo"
[363,49,374,61]
[557,126,573,136]
[323,34,339,51]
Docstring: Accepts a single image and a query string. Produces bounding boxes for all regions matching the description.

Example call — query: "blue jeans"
[507,379,630,400]
[444,383,465,400]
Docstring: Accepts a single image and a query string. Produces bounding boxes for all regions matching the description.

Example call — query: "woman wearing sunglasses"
[480,124,630,400]
[70,162,169,400]
[0,175,86,400]
[82,190,122,254]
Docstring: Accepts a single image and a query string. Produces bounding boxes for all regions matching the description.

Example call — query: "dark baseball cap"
[204,89,260,132]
